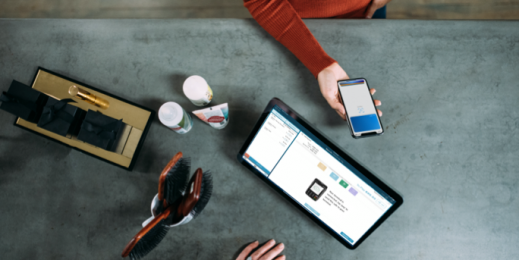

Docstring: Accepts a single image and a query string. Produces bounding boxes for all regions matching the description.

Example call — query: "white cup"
[141,194,193,228]
[183,75,213,106]
[158,102,193,134]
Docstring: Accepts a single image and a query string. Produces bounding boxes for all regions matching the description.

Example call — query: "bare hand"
[317,62,382,121]
[365,0,392,19]
[236,239,285,260]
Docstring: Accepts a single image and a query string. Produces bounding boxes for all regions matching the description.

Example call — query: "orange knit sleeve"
[244,0,337,78]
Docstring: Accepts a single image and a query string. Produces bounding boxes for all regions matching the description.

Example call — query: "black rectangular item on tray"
[77,110,125,151]
[37,97,86,137]
[10,67,155,171]
[0,80,48,123]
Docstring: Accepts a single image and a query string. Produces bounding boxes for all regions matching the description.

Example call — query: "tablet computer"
[237,98,403,249]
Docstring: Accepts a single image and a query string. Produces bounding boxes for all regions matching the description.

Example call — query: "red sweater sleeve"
[244,0,336,78]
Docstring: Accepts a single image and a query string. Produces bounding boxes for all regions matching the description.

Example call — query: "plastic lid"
[159,102,183,127]
[183,75,207,99]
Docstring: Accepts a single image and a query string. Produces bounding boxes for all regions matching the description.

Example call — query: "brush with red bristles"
[122,163,213,260]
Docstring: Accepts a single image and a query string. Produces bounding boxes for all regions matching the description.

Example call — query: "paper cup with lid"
[158,102,193,134]
[183,75,213,106]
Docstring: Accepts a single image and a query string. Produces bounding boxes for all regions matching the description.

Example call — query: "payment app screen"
[339,79,382,134]
[243,106,395,245]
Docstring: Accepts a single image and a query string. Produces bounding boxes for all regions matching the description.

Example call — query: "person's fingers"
[365,1,380,19]
[259,243,285,260]
[330,99,346,120]
[335,109,346,121]
[236,241,259,260]
[274,256,286,260]
[251,239,276,259]
[323,89,346,120]
[374,99,381,106]
[333,101,346,117]
[378,109,383,117]
[370,88,376,95]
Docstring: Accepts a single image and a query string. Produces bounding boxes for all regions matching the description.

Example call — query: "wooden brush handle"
[158,152,183,208]
[121,207,172,257]
[177,168,203,217]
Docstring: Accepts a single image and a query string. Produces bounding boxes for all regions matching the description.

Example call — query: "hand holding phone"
[317,63,382,121]
[338,78,384,138]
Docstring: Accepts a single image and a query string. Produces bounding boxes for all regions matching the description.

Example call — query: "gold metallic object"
[15,69,152,169]
[69,85,110,109]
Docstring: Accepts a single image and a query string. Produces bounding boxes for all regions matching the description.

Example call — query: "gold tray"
[14,67,155,171]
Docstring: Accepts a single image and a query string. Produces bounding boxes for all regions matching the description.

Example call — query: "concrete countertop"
[0,19,518,259]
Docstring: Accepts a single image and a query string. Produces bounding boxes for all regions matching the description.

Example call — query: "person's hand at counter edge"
[317,62,382,121]
[236,239,286,260]
[365,0,393,19]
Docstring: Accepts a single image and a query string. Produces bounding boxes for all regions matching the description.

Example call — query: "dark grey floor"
[0,19,518,259]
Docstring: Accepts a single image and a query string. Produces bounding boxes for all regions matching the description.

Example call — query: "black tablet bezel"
[237,98,403,249]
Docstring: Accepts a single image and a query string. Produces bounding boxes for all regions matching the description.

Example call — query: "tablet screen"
[242,105,396,246]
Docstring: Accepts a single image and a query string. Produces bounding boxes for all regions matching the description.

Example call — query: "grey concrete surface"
[0,19,518,259]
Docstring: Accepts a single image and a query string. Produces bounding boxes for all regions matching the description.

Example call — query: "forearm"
[244,0,336,77]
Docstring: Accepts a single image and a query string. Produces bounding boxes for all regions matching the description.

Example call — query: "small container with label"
[158,102,193,134]
[192,103,229,130]
[183,75,213,106]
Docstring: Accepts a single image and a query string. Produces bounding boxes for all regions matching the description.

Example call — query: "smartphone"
[337,78,384,138]
[306,179,327,201]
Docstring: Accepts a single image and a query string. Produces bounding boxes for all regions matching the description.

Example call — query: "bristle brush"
[122,167,213,259]
[121,207,173,260]
[174,168,213,223]
[156,152,190,215]
[192,170,213,218]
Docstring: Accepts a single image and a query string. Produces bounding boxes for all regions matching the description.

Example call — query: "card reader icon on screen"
[306,179,327,201]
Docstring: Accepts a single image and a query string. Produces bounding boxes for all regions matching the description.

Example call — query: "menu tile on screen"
[317,162,327,171]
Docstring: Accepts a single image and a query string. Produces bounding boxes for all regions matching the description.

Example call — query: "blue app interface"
[339,79,382,135]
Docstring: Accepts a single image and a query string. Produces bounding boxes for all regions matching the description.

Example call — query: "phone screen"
[338,79,382,136]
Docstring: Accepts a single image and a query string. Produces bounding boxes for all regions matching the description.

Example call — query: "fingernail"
[279,243,285,249]
[270,239,276,244]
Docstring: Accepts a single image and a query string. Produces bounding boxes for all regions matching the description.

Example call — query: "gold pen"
[68,85,109,109]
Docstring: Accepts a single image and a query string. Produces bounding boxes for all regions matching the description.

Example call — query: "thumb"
[331,100,346,121]
[365,2,379,19]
